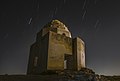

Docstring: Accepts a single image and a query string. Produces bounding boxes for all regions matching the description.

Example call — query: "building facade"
[27,20,85,74]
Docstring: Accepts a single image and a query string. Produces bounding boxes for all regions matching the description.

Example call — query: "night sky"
[0,0,120,75]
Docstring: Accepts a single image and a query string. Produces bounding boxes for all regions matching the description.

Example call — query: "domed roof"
[44,20,68,30]
[43,20,72,38]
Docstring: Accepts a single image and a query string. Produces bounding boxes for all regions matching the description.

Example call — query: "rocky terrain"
[0,68,119,81]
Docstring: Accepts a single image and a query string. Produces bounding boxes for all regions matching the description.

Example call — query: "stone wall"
[27,33,49,74]
[47,31,72,70]
[73,37,85,71]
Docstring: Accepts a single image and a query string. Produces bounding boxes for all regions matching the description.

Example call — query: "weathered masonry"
[27,20,85,74]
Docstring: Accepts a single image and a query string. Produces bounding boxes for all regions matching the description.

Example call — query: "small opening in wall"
[62,33,66,36]
[64,60,67,69]
[34,56,38,67]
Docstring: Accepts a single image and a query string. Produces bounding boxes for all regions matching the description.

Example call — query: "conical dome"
[42,20,72,38]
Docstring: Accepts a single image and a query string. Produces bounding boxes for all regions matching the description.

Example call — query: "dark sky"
[0,0,120,75]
